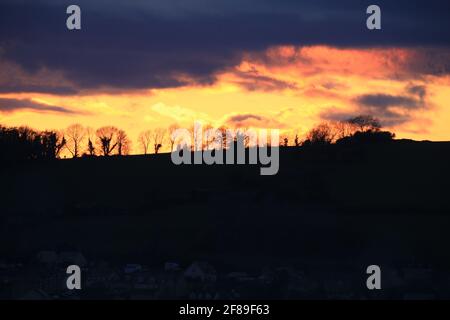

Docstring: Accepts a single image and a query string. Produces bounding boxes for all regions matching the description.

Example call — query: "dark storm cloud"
[0,0,449,94]
[0,98,77,114]
[0,84,78,95]
[321,84,430,126]
[398,49,450,78]
[406,84,427,100]
[321,106,415,127]
[355,94,420,109]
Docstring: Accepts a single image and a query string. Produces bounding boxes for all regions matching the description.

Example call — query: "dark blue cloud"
[355,94,420,109]
[0,97,78,114]
[0,84,78,95]
[322,83,430,126]
[0,0,449,93]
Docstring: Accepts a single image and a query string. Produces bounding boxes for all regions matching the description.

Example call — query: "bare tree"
[65,124,85,158]
[235,127,252,148]
[289,129,302,147]
[333,120,356,140]
[347,115,381,132]
[279,132,292,147]
[85,127,96,156]
[152,128,166,154]
[96,126,119,156]
[189,124,203,151]
[40,130,66,159]
[168,124,179,152]
[203,123,217,150]
[294,134,300,147]
[117,129,131,155]
[138,130,152,155]
[305,123,336,145]
[87,139,95,156]
[217,126,229,149]
[56,131,66,158]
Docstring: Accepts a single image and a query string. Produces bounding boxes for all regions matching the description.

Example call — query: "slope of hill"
[1,140,450,268]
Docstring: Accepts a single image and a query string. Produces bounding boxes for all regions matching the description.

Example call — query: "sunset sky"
[1,0,450,153]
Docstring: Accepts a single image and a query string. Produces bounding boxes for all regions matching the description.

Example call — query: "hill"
[1,140,450,269]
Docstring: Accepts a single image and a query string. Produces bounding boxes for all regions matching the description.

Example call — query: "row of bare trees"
[135,116,381,154]
[31,115,388,159]
[138,124,245,155]
[59,124,179,158]
[280,115,384,147]
[58,124,132,158]
[137,127,167,155]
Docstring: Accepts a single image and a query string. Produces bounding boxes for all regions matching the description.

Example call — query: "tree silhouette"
[333,121,356,140]
[203,123,217,150]
[54,131,66,158]
[85,127,96,156]
[65,124,85,158]
[190,124,202,152]
[218,126,229,149]
[168,124,179,152]
[40,131,64,159]
[304,123,335,145]
[87,139,95,156]
[152,128,166,154]
[347,115,381,132]
[138,130,152,155]
[117,129,131,155]
[294,134,300,147]
[0,125,63,162]
[336,130,395,145]
[0,114,393,161]
[235,127,252,148]
[96,126,119,156]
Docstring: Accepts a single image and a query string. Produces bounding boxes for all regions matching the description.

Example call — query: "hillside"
[1,140,450,269]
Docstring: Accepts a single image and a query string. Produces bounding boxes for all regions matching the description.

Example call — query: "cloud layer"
[0,98,77,114]
[1,0,449,94]
[321,83,430,127]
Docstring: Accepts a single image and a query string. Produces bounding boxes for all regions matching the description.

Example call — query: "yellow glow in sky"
[1,46,449,155]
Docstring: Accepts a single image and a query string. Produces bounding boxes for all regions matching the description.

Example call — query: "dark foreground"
[1,140,450,299]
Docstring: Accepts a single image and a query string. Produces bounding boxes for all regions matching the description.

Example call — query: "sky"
[0,0,450,153]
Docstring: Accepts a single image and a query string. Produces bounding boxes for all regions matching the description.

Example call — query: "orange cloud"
[1,45,449,149]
